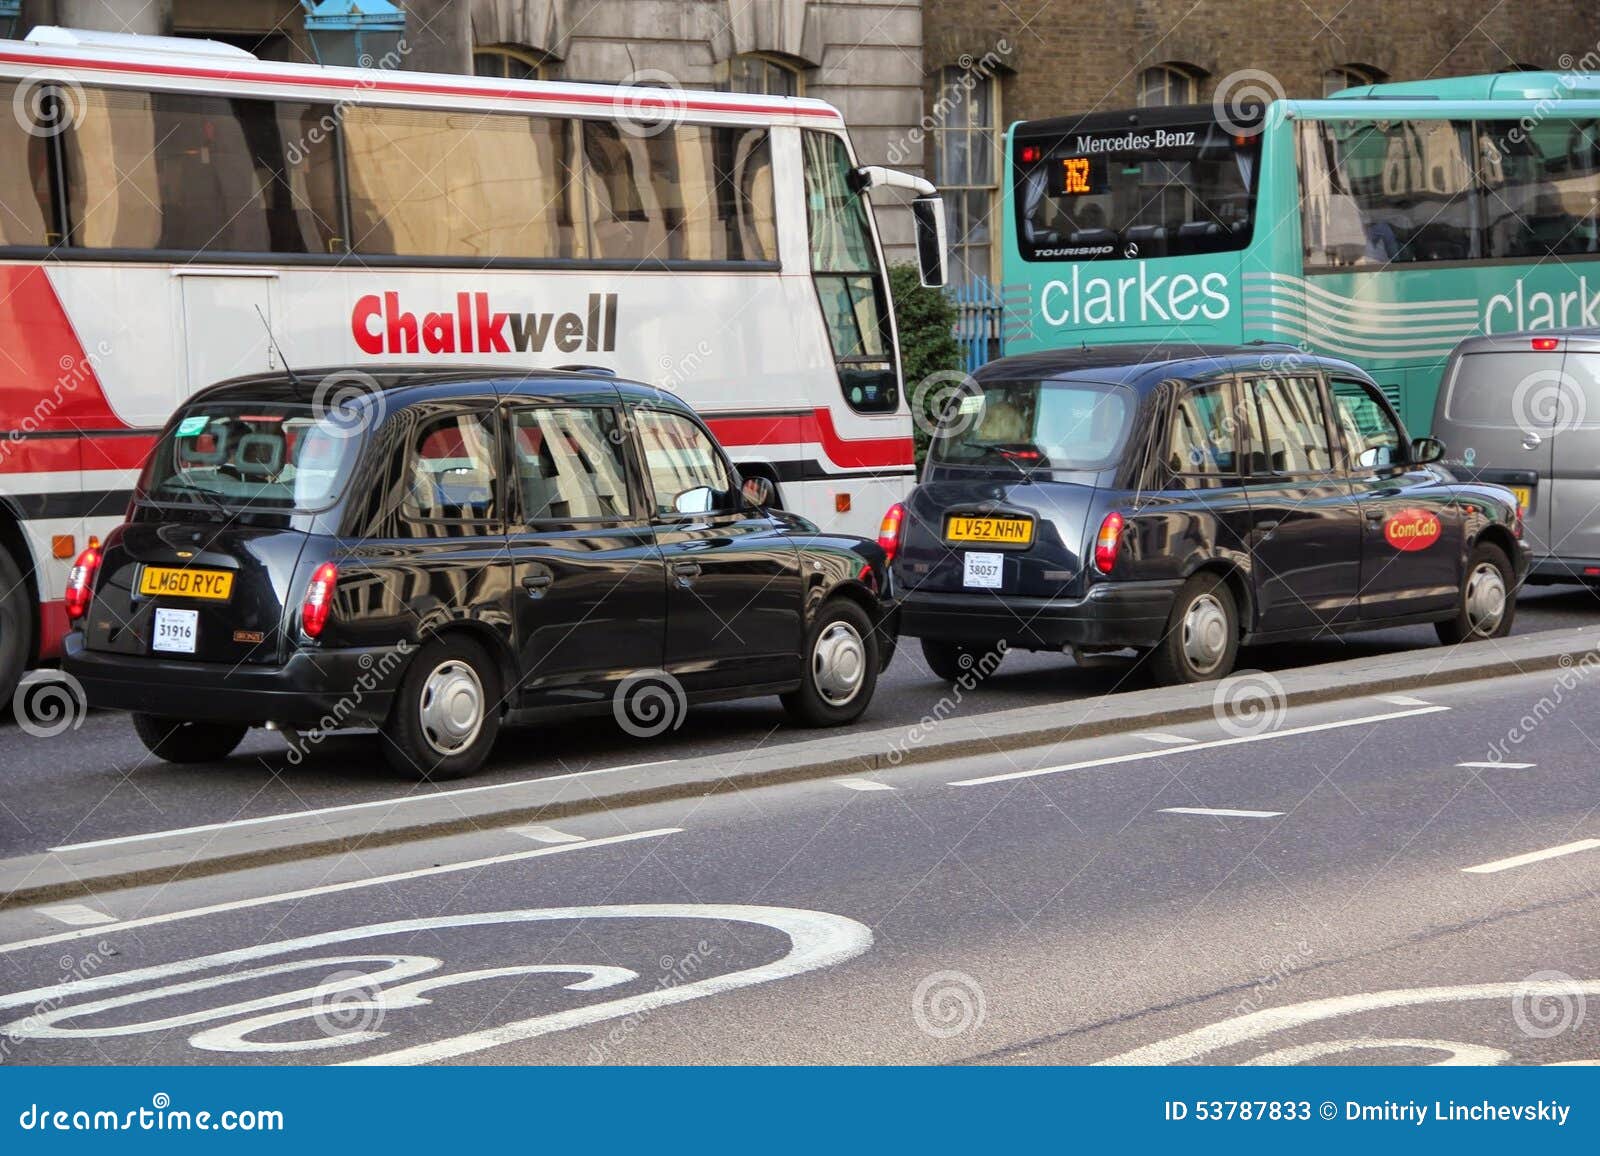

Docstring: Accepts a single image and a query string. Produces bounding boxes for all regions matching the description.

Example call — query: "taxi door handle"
[673,561,702,580]
[522,574,553,595]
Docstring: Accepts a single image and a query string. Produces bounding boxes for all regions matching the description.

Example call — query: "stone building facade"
[17,0,927,262]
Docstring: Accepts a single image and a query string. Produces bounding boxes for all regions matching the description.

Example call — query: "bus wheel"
[0,546,33,715]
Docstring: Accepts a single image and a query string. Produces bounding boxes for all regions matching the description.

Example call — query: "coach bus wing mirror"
[912,196,949,288]
[1411,436,1445,464]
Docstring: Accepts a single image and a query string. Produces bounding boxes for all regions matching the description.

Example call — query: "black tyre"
[782,598,879,727]
[0,545,34,717]
[1436,542,1516,645]
[919,638,1003,684]
[131,714,248,764]
[380,634,502,780]
[1146,572,1239,686]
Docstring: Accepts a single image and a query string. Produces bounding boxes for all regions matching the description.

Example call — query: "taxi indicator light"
[64,538,101,622]
[1093,511,1125,574]
[878,503,907,565]
[1532,337,1561,351]
[301,562,338,638]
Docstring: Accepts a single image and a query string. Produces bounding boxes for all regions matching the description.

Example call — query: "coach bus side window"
[0,83,55,246]
[1478,119,1600,259]
[1299,119,1477,267]
[62,89,340,253]
[802,130,897,414]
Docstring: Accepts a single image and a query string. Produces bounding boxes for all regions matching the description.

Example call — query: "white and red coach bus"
[0,26,945,704]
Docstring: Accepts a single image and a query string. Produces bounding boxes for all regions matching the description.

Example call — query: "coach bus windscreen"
[1014,121,1260,262]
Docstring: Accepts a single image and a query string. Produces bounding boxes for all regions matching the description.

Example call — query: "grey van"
[1431,330,1600,585]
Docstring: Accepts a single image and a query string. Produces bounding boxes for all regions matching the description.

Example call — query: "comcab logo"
[352,291,619,356]
[1384,509,1442,552]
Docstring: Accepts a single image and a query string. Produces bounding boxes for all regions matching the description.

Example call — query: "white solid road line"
[1461,838,1600,875]
[950,704,1451,787]
[835,778,896,792]
[0,828,680,957]
[1377,694,1432,706]
[1457,761,1536,769]
[1159,807,1284,819]
[1134,733,1197,746]
[35,903,116,927]
[47,760,678,853]
[509,825,586,844]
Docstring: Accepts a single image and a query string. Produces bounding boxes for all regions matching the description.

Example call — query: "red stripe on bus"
[0,264,127,437]
[706,409,914,470]
[0,51,845,120]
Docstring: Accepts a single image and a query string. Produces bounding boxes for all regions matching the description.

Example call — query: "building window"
[928,65,999,285]
[473,45,549,81]
[1322,65,1382,97]
[1139,64,1199,108]
[726,53,802,97]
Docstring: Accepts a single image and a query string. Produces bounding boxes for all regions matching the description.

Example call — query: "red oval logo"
[1384,509,1442,551]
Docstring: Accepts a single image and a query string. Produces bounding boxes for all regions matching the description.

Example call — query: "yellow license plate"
[138,566,234,601]
[945,515,1032,545]
[1511,486,1531,513]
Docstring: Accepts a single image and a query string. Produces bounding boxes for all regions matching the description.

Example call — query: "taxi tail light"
[878,503,907,566]
[301,562,338,638]
[64,538,101,621]
[1093,511,1125,574]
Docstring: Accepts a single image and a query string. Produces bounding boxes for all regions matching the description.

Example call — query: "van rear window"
[1444,352,1559,427]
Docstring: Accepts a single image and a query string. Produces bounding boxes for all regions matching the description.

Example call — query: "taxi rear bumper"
[895,579,1181,651]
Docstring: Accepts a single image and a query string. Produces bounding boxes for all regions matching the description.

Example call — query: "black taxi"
[882,345,1529,685]
[64,367,893,779]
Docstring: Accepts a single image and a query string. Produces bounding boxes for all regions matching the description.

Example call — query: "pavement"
[1,670,1596,1065]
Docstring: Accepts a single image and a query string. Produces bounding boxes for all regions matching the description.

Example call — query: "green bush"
[889,263,962,461]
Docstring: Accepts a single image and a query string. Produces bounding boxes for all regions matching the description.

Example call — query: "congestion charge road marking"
[948,705,1451,787]
[835,778,896,791]
[509,825,586,844]
[0,904,875,1066]
[1457,761,1536,769]
[0,829,680,957]
[1158,807,1283,819]
[1134,733,1197,746]
[1461,838,1600,875]
[35,903,116,927]
[47,759,678,853]
[1377,694,1432,706]
[1094,979,1600,1065]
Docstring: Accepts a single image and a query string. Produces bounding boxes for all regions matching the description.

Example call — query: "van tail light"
[64,538,101,621]
[1532,337,1561,351]
[1514,505,1525,539]
[878,503,907,566]
[301,562,338,638]
[1093,512,1125,574]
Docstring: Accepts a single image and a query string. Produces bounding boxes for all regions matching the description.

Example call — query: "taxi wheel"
[1147,573,1239,686]
[380,635,502,780]
[783,599,879,727]
[920,639,1001,684]
[131,714,248,764]
[1437,542,1516,645]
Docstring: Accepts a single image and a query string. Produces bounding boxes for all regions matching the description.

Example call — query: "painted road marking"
[48,760,677,853]
[0,829,680,957]
[510,825,585,844]
[1134,733,1196,746]
[1378,694,1431,706]
[1159,807,1284,819]
[0,905,874,1067]
[1461,838,1600,875]
[1457,761,1536,770]
[835,778,895,792]
[950,705,1451,788]
[36,903,115,927]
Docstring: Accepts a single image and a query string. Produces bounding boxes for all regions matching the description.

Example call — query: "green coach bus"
[1001,72,1600,431]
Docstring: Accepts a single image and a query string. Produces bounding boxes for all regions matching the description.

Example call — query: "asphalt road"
[0,670,1595,1065]
[3,584,1599,858]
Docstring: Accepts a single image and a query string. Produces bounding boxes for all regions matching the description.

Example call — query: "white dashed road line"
[1462,839,1600,875]
[1134,733,1197,746]
[35,903,117,927]
[835,778,896,792]
[1159,807,1284,819]
[1457,761,1536,769]
[509,825,586,844]
[1377,694,1432,707]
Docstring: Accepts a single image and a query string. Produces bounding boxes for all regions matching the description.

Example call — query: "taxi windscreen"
[929,380,1133,472]
[137,402,362,514]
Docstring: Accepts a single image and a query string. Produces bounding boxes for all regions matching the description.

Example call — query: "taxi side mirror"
[1411,436,1445,464]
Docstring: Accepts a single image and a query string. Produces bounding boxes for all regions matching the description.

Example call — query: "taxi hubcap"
[813,621,866,707]
[418,660,485,755]
[1465,562,1507,635]
[1181,593,1230,675]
